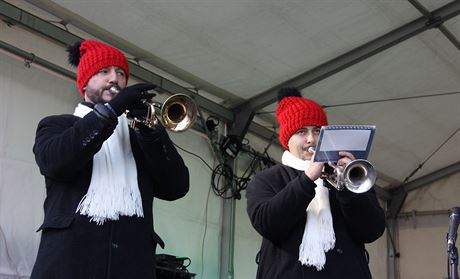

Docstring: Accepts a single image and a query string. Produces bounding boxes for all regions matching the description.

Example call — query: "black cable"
[230,138,277,195]
[402,126,460,183]
[171,142,215,278]
[323,91,460,108]
[181,257,191,268]
[211,164,235,199]
[236,153,260,192]
[174,136,238,199]
[256,91,460,113]
[200,184,212,279]
[205,115,220,132]
[174,143,213,171]
[175,131,276,200]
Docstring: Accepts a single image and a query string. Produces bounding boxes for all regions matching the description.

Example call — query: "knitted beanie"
[67,40,129,96]
[276,87,328,149]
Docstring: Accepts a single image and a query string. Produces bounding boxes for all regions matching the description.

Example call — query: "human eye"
[313,127,321,135]
[98,68,109,75]
[116,71,125,77]
[296,129,306,135]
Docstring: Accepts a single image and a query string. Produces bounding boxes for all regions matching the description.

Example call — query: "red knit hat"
[276,87,328,149]
[67,40,129,96]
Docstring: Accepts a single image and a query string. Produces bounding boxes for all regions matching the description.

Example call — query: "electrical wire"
[171,142,216,278]
[256,91,460,114]
[210,137,277,199]
[322,91,460,108]
[200,181,213,279]
[173,143,213,171]
[211,164,235,199]
[172,124,277,275]
[402,126,460,183]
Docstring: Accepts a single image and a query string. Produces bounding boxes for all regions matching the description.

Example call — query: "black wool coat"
[31,108,189,279]
[246,164,385,279]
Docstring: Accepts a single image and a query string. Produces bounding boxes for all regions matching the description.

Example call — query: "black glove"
[108,83,157,116]
[128,100,150,119]
[128,100,162,130]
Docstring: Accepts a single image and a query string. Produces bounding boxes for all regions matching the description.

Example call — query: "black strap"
[94,103,118,124]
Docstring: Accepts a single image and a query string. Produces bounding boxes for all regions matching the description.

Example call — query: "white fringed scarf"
[73,103,144,225]
[281,151,335,270]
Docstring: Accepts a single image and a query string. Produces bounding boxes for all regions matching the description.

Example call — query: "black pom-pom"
[277,87,301,102]
[67,41,82,67]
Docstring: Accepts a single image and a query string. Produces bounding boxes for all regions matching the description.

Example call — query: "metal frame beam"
[0,0,233,123]
[0,39,75,80]
[0,42,393,201]
[23,0,243,105]
[236,0,460,111]
[2,0,455,206]
[387,162,460,218]
[408,0,460,51]
[397,161,460,193]
[0,39,212,134]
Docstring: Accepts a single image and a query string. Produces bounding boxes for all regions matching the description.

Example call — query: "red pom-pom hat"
[276,92,328,149]
[76,40,129,96]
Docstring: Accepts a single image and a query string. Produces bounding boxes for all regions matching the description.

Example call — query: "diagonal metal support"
[227,103,256,139]
[408,0,460,51]
[387,189,408,220]
[3,0,459,151]
[234,0,460,112]
[387,161,460,218]
[0,0,233,123]
[0,39,75,80]
[398,161,460,193]
[2,0,458,199]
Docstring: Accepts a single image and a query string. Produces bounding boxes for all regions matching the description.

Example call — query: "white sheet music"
[319,130,372,151]
[313,125,376,162]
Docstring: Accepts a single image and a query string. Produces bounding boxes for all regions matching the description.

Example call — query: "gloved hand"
[128,100,161,129]
[108,83,157,116]
[128,100,150,119]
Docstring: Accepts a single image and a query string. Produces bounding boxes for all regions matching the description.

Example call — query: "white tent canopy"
[0,0,459,278]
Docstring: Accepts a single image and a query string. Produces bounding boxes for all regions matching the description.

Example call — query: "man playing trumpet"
[246,87,385,279]
[31,40,189,279]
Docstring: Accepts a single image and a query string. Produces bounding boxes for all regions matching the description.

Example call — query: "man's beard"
[85,87,109,104]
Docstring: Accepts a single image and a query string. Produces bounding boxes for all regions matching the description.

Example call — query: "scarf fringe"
[281,151,336,270]
[76,183,144,225]
[299,203,335,270]
[73,104,144,225]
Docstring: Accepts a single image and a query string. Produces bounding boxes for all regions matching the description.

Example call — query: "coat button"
[336,248,343,254]
[112,243,119,249]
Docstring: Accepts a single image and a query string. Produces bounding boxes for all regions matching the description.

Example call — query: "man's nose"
[107,70,119,83]
[306,132,314,143]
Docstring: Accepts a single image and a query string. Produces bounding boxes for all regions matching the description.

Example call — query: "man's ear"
[82,87,87,100]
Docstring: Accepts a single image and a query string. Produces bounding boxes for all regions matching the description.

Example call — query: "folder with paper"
[312,125,376,162]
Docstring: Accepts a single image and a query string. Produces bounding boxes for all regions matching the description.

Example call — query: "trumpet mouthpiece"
[108,85,120,94]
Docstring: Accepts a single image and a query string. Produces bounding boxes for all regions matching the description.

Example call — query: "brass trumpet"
[309,147,376,193]
[109,86,197,132]
[322,159,376,193]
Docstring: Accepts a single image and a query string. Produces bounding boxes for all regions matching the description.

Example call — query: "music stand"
[448,245,459,279]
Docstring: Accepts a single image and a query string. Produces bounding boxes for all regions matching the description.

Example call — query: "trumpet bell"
[323,159,376,193]
[342,159,376,193]
[161,94,197,132]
